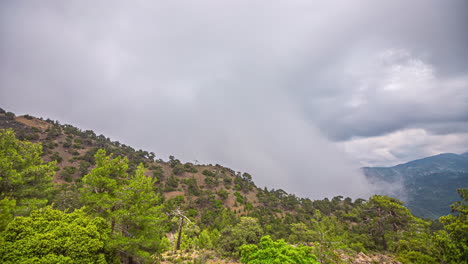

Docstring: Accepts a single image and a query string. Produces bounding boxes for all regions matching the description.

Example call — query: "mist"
[1,0,467,199]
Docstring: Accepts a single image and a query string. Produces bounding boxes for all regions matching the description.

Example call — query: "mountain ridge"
[363,152,468,219]
[3,109,467,220]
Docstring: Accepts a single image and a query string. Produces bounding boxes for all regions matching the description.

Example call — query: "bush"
[172,163,185,175]
[60,166,77,182]
[5,112,15,119]
[239,236,319,264]
[202,170,215,177]
[63,141,72,148]
[50,151,62,163]
[218,217,263,255]
[0,208,114,263]
[165,175,179,192]
[217,190,229,201]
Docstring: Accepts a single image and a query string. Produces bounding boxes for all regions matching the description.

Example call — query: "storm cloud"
[1,0,467,199]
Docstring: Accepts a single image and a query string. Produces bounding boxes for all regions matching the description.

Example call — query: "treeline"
[0,128,467,263]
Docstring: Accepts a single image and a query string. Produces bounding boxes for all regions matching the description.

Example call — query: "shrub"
[217,190,229,201]
[0,208,114,263]
[239,235,319,264]
[5,112,15,119]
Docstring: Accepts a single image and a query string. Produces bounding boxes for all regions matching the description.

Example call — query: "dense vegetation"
[364,153,468,219]
[0,111,467,263]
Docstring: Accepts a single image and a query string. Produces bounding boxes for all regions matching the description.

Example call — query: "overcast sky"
[1,1,467,199]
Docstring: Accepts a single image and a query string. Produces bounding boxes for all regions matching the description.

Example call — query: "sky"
[1,0,467,199]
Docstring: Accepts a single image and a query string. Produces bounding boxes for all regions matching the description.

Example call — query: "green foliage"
[394,218,436,263]
[397,251,437,264]
[433,188,468,263]
[50,151,62,163]
[184,177,201,196]
[111,164,167,262]
[3,120,467,263]
[78,160,91,176]
[0,208,113,264]
[172,163,185,175]
[0,198,16,231]
[184,163,198,173]
[60,166,77,182]
[289,222,314,244]
[218,217,263,255]
[165,175,180,192]
[239,235,319,264]
[80,150,167,262]
[202,170,214,177]
[5,112,15,119]
[51,184,83,212]
[309,210,347,247]
[80,149,128,219]
[196,229,217,249]
[151,164,164,180]
[0,129,56,218]
[217,189,229,201]
[358,195,414,251]
[234,192,245,204]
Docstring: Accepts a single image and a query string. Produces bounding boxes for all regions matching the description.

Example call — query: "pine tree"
[0,129,56,227]
[81,150,166,263]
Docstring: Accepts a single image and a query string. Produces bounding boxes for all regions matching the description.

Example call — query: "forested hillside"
[364,153,468,219]
[1,109,467,264]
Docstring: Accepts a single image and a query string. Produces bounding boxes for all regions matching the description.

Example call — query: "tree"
[0,208,114,264]
[80,149,128,222]
[112,163,167,262]
[433,188,468,263]
[289,222,314,244]
[0,129,56,220]
[309,210,347,247]
[81,150,167,263]
[239,235,319,264]
[218,217,263,255]
[359,195,414,251]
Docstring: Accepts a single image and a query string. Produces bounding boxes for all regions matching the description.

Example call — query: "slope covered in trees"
[363,153,468,219]
[0,110,467,263]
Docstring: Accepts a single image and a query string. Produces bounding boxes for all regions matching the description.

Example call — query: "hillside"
[0,111,265,217]
[363,153,468,219]
[1,109,468,263]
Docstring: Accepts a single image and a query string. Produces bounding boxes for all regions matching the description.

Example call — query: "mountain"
[363,153,468,219]
[2,110,467,263]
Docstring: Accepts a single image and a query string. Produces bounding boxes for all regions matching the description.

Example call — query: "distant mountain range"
[363,152,468,219]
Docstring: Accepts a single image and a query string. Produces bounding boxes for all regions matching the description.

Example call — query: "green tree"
[359,195,414,251]
[289,222,313,244]
[218,217,263,255]
[309,210,347,247]
[0,198,15,231]
[395,218,436,264]
[239,235,319,264]
[197,229,215,249]
[112,164,167,262]
[80,149,128,222]
[81,150,167,263]
[0,129,56,219]
[433,188,468,263]
[0,207,113,264]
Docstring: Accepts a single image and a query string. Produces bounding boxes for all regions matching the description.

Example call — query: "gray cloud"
[1,0,467,198]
